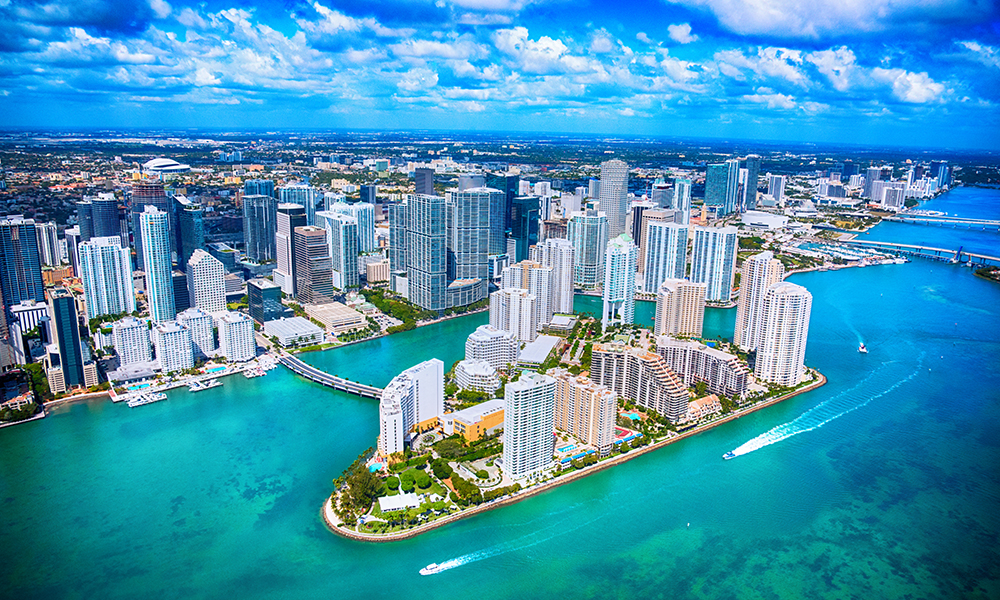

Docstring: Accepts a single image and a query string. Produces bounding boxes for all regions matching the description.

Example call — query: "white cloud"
[667,23,698,44]
[715,47,807,86]
[806,46,856,91]
[743,88,796,109]
[149,0,171,19]
[636,32,654,45]
[492,27,596,75]
[958,41,1000,69]
[193,67,220,86]
[872,68,945,103]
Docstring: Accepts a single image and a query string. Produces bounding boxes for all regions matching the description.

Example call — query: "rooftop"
[263,316,323,337]
[518,335,561,365]
[448,398,504,423]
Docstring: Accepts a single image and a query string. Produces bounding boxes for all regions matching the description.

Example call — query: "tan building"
[685,394,722,422]
[655,279,706,337]
[305,302,366,333]
[591,343,689,423]
[637,208,673,274]
[441,399,505,442]
[42,266,75,286]
[548,368,616,454]
[735,251,785,351]
[366,258,391,283]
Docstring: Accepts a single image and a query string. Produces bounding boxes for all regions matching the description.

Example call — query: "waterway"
[1,187,998,599]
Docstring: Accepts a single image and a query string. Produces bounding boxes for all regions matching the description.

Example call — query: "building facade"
[113,316,151,367]
[247,278,284,324]
[601,234,637,331]
[502,371,557,479]
[567,207,608,289]
[656,336,749,398]
[293,226,335,304]
[78,236,135,319]
[242,194,278,262]
[755,282,812,386]
[549,368,616,454]
[274,203,307,295]
[377,359,444,457]
[490,288,538,343]
[186,249,227,314]
[219,311,255,362]
[591,343,689,422]
[153,321,194,373]
[529,237,574,315]
[140,207,176,323]
[690,226,738,302]
[465,324,519,371]
[734,251,785,351]
[176,307,215,358]
[642,221,687,293]
[654,279,706,338]
[599,159,629,238]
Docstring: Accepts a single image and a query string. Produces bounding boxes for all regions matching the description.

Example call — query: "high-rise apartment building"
[705,160,740,215]
[489,288,538,343]
[76,200,94,242]
[651,181,672,208]
[46,287,87,390]
[218,311,256,362]
[279,185,323,226]
[549,368,616,454]
[185,249,226,314]
[378,359,444,457]
[316,211,360,291]
[387,201,407,274]
[176,307,215,358]
[743,154,762,212]
[599,159,629,238]
[636,208,673,274]
[153,321,194,373]
[140,207,176,323]
[242,194,277,262]
[601,234,637,331]
[274,203,307,295]
[767,174,786,206]
[244,179,275,198]
[35,222,61,267]
[567,206,608,290]
[404,194,448,312]
[502,371,557,479]
[642,221,687,293]
[654,279,706,338]
[113,316,151,366]
[734,251,785,351]
[0,216,45,310]
[91,193,121,243]
[78,236,136,319]
[591,343,689,422]
[446,188,490,287]
[529,238,574,315]
[131,180,169,268]
[465,324,519,371]
[690,226,738,302]
[656,336,749,398]
[673,178,692,224]
[294,226,334,304]
[501,261,553,327]
[755,282,812,386]
[510,195,540,262]
[327,201,376,252]
[485,172,520,230]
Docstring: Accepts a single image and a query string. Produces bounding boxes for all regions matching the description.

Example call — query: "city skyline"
[0,1,997,150]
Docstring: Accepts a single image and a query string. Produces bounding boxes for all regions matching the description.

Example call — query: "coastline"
[321,371,827,543]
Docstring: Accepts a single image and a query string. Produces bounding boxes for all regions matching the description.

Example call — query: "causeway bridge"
[842,240,1000,266]
[885,214,1000,231]
[277,353,383,399]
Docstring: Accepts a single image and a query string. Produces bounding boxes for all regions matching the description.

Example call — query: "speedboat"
[858,343,868,354]
[419,563,443,576]
[722,452,736,460]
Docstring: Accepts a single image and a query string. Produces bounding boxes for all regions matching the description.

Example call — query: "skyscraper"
[218,311,255,362]
[140,207,176,323]
[294,225,334,304]
[78,236,136,319]
[734,251,785,352]
[113,316,151,367]
[767,174,786,206]
[243,179,275,198]
[489,287,538,342]
[186,249,226,314]
[549,368,616,454]
[274,203,307,296]
[510,195,540,262]
[131,180,169,268]
[279,185,324,226]
[567,206,608,290]
[654,279,706,338]
[242,194,277,262]
[0,216,45,310]
[378,359,444,457]
[316,211,360,290]
[705,160,740,215]
[327,201,376,252]
[76,200,94,242]
[35,221,61,267]
[485,172,519,230]
[599,159,629,238]
[501,261,553,327]
[602,234,637,331]
[502,371,557,479]
[174,197,204,270]
[359,185,377,205]
[46,286,86,389]
[673,178,692,225]
[446,188,491,288]
[414,167,435,196]
[176,307,215,358]
[91,193,121,242]
[405,194,448,312]
[755,282,812,386]
[529,238,574,315]
[388,200,407,274]
[651,181,672,208]
[642,221,687,293]
[690,226,738,302]
[65,227,82,278]
[742,154,762,212]
[153,321,193,374]
[247,278,284,324]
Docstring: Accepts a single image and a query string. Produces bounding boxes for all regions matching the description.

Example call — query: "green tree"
[386,476,400,490]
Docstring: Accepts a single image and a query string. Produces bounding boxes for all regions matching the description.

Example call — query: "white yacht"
[419,563,443,576]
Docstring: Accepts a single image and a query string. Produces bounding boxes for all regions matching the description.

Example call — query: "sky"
[1,0,999,150]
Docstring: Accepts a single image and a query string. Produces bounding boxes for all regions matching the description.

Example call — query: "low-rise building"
[365,258,391,283]
[441,399,504,442]
[305,302,366,333]
[517,335,561,370]
[454,359,500,394]
[685,394,722,422]
[264,317,324,347]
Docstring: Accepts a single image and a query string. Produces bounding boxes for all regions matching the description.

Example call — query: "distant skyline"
[1,0,999,150]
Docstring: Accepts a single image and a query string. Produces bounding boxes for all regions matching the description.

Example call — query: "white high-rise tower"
[735,251,785,351]
[755,282,812,386]
[502,371,557,479]
[140,206,175,323]
[642,221,688,294]
[601,234,637,331]
[690,226,738,303]
[186,249,226,314]
[599,159,629,239]
[530,237,574,315]
[79,236,135,319]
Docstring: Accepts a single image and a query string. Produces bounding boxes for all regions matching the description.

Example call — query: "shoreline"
[321,371,827,543]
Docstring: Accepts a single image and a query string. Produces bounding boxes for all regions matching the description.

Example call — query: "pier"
[277,353,383,399]
[842,240,1000,266]
[885,214,1000,231]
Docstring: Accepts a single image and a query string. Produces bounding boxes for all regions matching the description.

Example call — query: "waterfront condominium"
[402,194,448,312]
[599,159,629,239]
[591,343,689,422]
[529,238,574,315]
[567,206,608,290]
[218,311,256,362]
[377,359,445,457]
[548,368,616,455]
[315,211,360,291]
[445,189,490,296]
[131,180,169,268]
[642,221,688,294]
[294,226,335,305]
[78,236,136,319]
[153,321,194,374]
[140,207,176,323]
[656,335,749,398]
[743,155,762,212]
[690,226,738,303]
[274,203,307,295]
[755,282,812,386]
[454,359,501,394]
[0,216,45,310]
[501,371,557,479]
[654,279,706,338]
[186,249,227,314]
[501,261,553,328]
[242,194,278,263]
[45,287,91,392]
[327,201,377,252]
[465,324,519,371]
[705,160,741,216]
[673,178,693,225]
[489,287,538,343]
[734,251,785,352]
[112,316,151,367]
[278,185,323,226]
[176,307,215,358]
[636,208,672,275]
[601,234,637,331]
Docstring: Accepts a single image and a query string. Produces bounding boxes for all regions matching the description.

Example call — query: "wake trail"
[727,356,924,459]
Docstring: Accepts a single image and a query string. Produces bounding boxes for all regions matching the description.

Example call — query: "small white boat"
[419,563,443,576]
[189,379,223,392]
[858,343,868,354]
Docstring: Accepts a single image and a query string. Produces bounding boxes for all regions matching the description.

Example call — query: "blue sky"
[1,0,999,149]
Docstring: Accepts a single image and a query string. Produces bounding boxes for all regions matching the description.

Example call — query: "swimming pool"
[622,412,640,421]
[369,463,384,472]
[205,367,226,373]
[557,444,577,453]
[127,383,151,391]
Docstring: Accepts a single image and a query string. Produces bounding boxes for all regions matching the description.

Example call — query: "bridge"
[842,240,1000,266]
[885,214,1000,231]
[277,353,383,399]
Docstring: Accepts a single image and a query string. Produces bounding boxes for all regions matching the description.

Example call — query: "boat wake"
[726,357,924,459]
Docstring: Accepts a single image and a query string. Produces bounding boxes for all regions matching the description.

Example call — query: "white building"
[78,236,135,319]
[755,282,812,386]
[140,207,175,323]
[501,261,553,328]
[218,311,255,362]
[490,288,538,343]
[767,174,786,206]
[501,371,557,479]
[112,316,151,367]
[264,317,324,347]
[465,324,519,371]
[454,359,501,394]
[153,321,193,373]
[735,251,785,351]
[599,159,629,239]
[690,226,738,302]
[529,237,574,314]
[378,359,445,457]
[316,211,360,290]
[176,307,215,358]
[328,201,377,253]
[36,221,62,267]
[567,207,608,289]
[656,336,750,398]
[602,234,637,331]
[673,179,692,224]
[642,221,688,293]
[186,249,226,314]
[655,279,706,338]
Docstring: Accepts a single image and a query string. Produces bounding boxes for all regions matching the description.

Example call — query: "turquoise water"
[573,295,738,340]
[2,188,999,599]
[205,367,226,373]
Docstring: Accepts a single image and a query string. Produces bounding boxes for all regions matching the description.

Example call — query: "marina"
[188,379,223,392]
[125,391,168,408]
